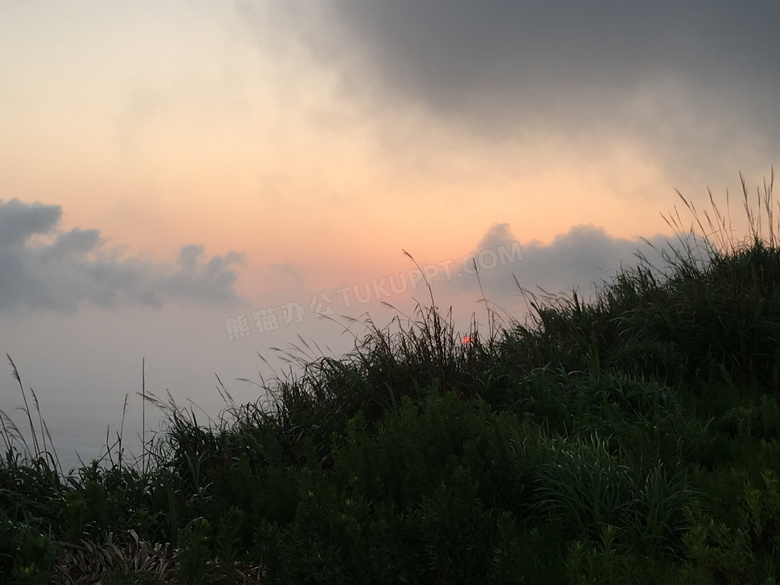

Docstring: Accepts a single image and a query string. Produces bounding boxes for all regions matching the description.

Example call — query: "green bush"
[4,173,780,582]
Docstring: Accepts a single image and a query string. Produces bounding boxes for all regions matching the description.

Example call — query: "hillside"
[3,179,780,584]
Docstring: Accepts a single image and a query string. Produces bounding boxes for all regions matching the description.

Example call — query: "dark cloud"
[0,199,245,311]
[309,3,780,106]
[247,1,780,176]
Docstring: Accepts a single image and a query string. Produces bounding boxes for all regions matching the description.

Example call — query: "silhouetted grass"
[3,172,780,583]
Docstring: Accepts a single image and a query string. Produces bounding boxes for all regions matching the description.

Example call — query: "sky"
[1,1,779,469]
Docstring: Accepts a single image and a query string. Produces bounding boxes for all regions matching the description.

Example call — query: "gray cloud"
[245,1,780,177]
[449,222,684,305]
[0,199,245,311]
[310,3,780,104]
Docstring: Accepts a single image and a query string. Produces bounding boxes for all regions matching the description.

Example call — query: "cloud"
[0,197,61,246]
[0,199,245,311]
[244,1,780,177]
[447,222,683,304]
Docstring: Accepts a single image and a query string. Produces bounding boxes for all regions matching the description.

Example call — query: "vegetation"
[2,173,780,583]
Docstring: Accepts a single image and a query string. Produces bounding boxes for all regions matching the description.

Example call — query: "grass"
[2,172,780,583]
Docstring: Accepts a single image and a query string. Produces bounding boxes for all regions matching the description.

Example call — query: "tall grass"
[3,172,780,583]
[2,355,61,474]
